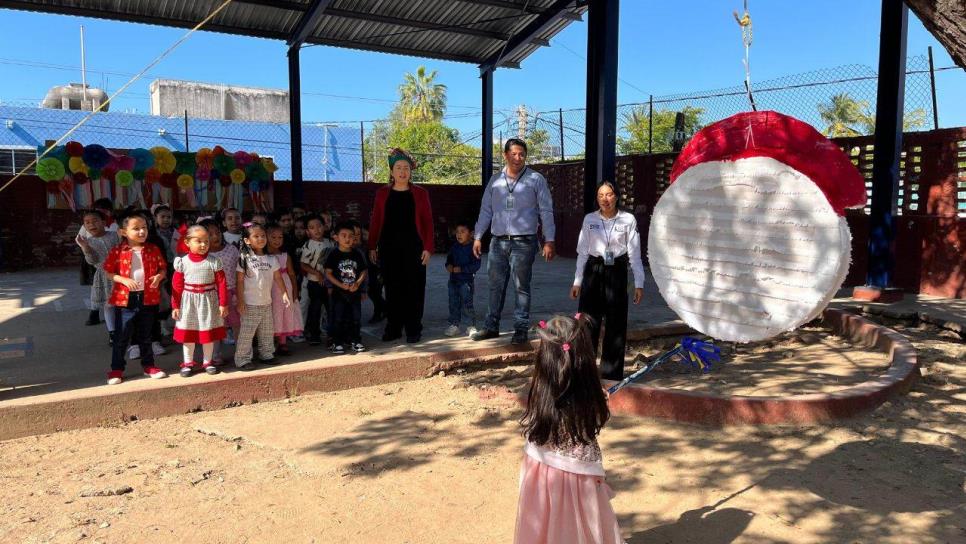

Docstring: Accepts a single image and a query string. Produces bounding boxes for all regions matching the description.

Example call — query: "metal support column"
[288,46,304,204]
[865,0,908,290]
[928,46,939,130]
[583,0,620,213]
[481,68,494,186]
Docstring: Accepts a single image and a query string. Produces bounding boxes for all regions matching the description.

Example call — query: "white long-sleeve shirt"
[574,210,645,289]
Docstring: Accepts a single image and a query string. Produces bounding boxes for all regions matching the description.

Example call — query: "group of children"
[76,200,482,384]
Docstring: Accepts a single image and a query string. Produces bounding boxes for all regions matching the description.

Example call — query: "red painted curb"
[603,309,920,425]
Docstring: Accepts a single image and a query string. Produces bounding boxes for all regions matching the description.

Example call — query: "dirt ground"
[0,318,963,544]
[628,325,892,396]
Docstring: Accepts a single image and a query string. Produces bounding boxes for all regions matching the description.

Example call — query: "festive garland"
[37,142,278,212]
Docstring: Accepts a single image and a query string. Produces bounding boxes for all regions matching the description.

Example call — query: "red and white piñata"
[648,111,867,342]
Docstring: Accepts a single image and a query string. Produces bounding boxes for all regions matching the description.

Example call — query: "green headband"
[388,152,415,169]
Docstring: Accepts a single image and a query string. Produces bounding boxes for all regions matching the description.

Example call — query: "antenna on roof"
[80,25,89,110]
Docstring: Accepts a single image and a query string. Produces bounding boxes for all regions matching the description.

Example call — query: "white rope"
[0,0,235,195]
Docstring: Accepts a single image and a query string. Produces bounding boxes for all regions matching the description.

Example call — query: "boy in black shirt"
[324,221,368,354]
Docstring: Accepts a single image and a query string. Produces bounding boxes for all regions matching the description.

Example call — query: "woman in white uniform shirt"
[569,181,645,381]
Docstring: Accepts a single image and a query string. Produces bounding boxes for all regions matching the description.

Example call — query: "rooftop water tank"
[42,83,109,111]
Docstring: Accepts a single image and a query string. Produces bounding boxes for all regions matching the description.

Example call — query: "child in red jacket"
[102,212,168,385]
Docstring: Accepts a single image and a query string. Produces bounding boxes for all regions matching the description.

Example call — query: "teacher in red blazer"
[368,148,435,343]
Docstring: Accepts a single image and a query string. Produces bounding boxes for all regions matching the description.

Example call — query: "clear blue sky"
[1,1,963,140]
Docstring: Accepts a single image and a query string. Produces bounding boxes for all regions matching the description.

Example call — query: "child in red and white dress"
[515,314,624,544]
[171,225,229,377]
[199,217,240,360]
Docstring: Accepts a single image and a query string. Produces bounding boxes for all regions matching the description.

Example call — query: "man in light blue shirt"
[472,138,556,344]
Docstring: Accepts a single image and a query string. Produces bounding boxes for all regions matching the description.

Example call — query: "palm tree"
[398,66,447,123]
[817,93,867,137]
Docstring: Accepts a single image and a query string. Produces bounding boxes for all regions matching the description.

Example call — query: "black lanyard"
[504,167,527,195]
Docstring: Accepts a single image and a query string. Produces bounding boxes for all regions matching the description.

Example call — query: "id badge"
[505,194,515,210]
[604,250,615,265]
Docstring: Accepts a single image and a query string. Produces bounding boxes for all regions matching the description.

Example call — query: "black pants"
[368,262,386,318]
[381,243,426,337]
[111,292,158,371]
[306,280,329,341]
[331,290,362,345]
[578,255,629,381]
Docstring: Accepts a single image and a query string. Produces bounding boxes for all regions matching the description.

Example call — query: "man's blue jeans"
[484,236,538,333]
[448,279,476,328]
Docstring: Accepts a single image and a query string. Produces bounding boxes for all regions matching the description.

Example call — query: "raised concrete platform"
[605,309,921,425]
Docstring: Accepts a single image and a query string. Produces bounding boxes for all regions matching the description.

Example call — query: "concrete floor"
[0,256,678,404]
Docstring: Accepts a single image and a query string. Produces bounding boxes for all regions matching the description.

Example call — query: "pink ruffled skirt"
[513,455,624,544]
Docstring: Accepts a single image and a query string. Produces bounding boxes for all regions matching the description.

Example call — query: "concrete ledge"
[0,342,534,442]
[604,309,921,425]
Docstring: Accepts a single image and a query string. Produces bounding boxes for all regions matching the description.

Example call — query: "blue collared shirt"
[474,167,556,241]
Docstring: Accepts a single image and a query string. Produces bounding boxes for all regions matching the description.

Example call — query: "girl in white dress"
[171,225,229,377]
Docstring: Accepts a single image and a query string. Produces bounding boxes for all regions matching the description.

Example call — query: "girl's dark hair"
[597,180,621,207]
[521,314,609,448]
[117,209,149,228]
[152,204,171,216]
[237,223,267,277]
[197,218,220,231]
[81,209,106,221]
[93,197,114,211]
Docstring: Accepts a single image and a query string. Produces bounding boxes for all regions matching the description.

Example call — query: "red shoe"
[142,366,168,380]
[107,370,123,385]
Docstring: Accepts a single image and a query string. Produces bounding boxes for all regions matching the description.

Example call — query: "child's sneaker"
[288,334,306,344]
[179,362,194,378]
[466,326,480,337]
[126,345,141,360]
[352,342,366,353]
[203,362,219,375]
[152,342,166,356]
[107,370,123,385]
[331,344,345,355]
[142,366,168,379]
[444,325,461,337]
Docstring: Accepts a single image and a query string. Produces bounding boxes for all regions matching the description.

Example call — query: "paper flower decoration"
[230,168,245,184]
[115,170,134,187]
[213,154,235,174]
[160,172,178,189]
[130,148,154,171]
[176,174,194,189]
[145,167,162,184]
[648,111,866,343]
[113,154,135,172]
[100,165,117,182]
[150,146,176,174]
[68,156,89,175]
[65,141,84,157]
[218,174,232,187]
[174,152,197,175]
[72,172,90,185]
[37,157,66,182]
[195,168,211,183]
[82,144,111,170]
[261,157,279,174]
[212,145,227,156]
[232,151,253,168]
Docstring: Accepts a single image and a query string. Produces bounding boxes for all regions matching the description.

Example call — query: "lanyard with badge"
[601,213,618,265]
[504,167,526,210]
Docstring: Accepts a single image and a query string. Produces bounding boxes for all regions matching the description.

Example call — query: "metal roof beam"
[456,0,546,15]
[235,0,308,12]
[287,0,334,48]
[478,0,577,74]
[324,8,508,41]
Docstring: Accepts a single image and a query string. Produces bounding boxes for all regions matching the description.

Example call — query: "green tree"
[818,93,929,137]
[524,128,554,163]
[398,66,447,123]
[617,106,704,154]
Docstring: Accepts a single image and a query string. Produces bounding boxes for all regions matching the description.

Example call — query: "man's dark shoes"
[382,330,402,342]
[510,330,529,345]
[406,334,421,344]
[471,329,500,342]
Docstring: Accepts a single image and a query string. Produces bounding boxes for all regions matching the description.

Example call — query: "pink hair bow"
[538,320,547,329]
[574,312,582,319]
[562,343,571,352]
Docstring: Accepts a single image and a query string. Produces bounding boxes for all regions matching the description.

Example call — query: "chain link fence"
[1,55,955,184]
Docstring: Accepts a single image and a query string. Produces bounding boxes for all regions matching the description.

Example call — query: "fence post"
[359,121,366,182]
[647,95,653,154]
[558,108,565,162]
[927,46,939,130]
[183,109,189,151]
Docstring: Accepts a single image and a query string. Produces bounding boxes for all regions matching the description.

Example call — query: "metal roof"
[0,0,588,68]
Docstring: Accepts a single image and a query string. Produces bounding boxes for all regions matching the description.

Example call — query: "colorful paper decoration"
[116,170,134,187]
[176,174,194,189]
[68,156,88,174]
[37,157,66,182]
[230,168,246,184]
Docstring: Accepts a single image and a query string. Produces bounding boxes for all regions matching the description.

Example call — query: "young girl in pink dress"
[516,313,624,544]
[267,224,302,356]
[171,225,229,377]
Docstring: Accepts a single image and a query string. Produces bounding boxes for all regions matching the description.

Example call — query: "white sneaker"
[466,327,479,337]
[152,342,166,356]
[126,345,141,360]
[444,325,461,337]
[288,335,306,344]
